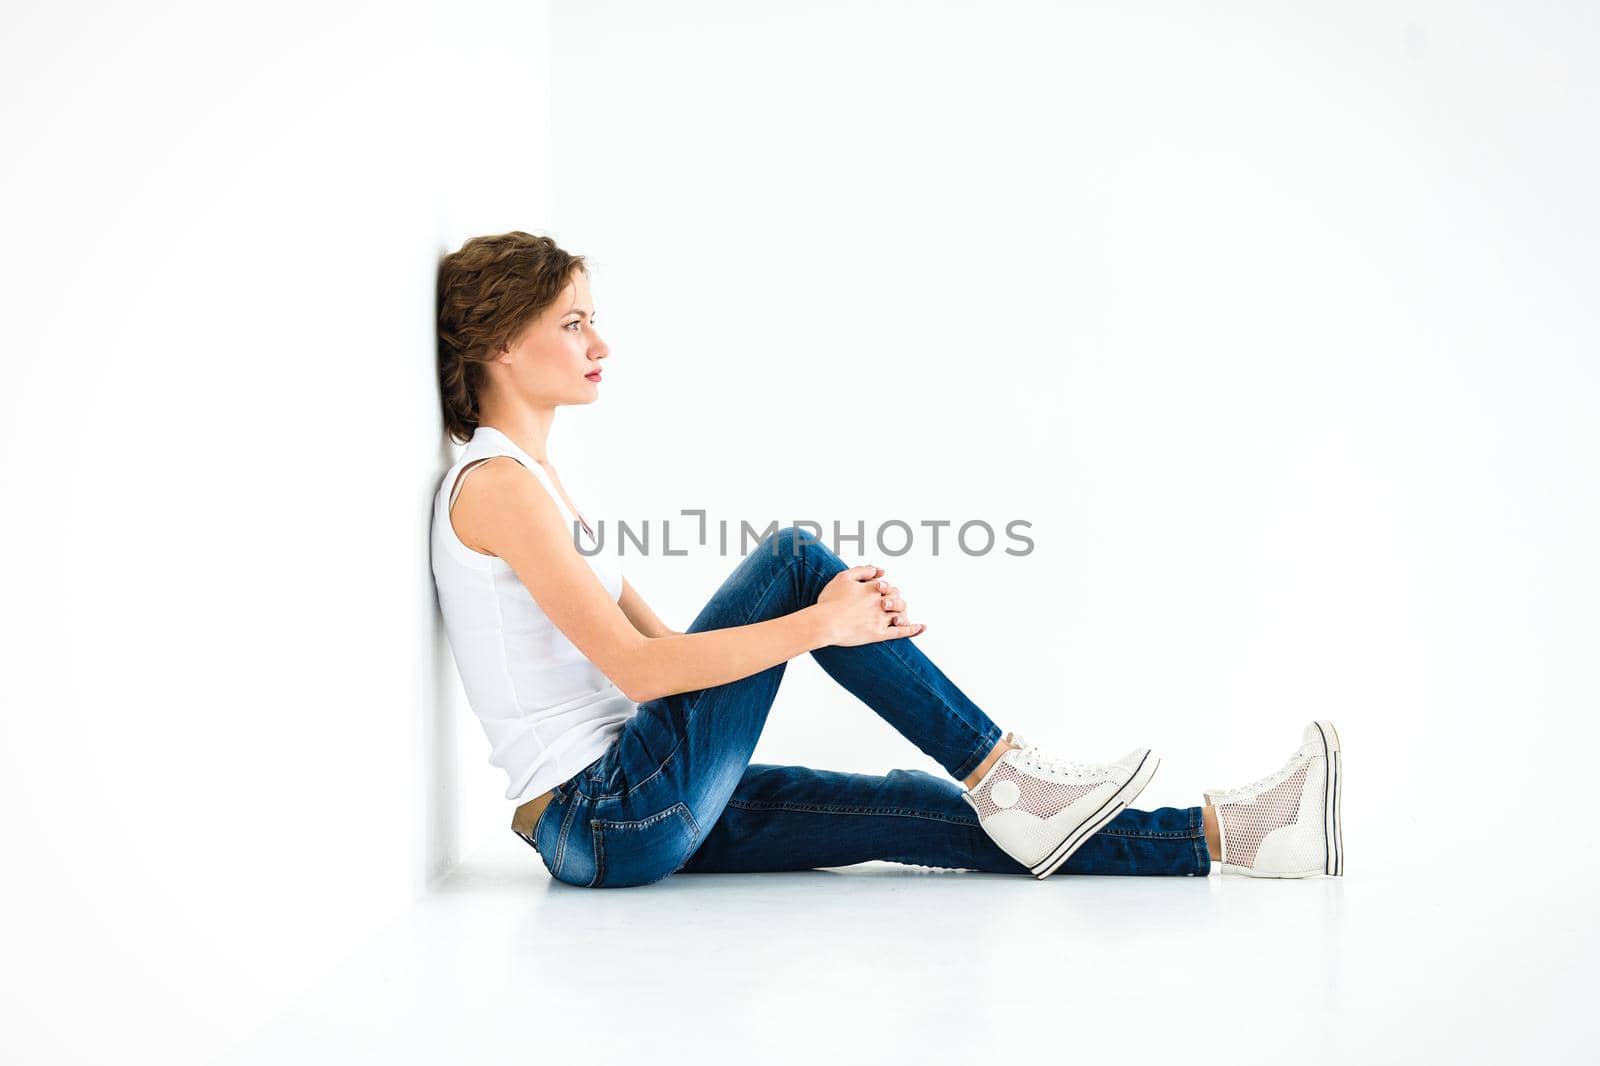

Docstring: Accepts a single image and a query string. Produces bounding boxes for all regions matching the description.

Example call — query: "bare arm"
[451,458,918,704]
[621,608,828,702]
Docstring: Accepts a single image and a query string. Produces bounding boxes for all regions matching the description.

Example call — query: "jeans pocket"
[590,801,701,888]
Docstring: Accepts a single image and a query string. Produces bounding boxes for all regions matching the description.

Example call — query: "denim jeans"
[526,527,1211,887]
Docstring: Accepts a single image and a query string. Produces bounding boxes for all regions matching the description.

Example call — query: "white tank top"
[429,425,636,803]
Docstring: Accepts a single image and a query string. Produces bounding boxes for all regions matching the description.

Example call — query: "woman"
[432,231,1344,889]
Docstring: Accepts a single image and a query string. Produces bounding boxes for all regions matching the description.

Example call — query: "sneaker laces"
[1220,752,1306,800]
[1012,742,1096,780]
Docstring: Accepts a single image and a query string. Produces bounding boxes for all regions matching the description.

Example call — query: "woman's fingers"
[858,568,921,638]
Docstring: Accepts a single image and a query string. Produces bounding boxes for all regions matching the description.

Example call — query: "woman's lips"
[585,371,602,381]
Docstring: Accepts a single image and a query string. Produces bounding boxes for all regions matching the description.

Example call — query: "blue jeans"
[527,527,1211,887]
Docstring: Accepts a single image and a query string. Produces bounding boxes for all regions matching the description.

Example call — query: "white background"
[2,1,1597,1062]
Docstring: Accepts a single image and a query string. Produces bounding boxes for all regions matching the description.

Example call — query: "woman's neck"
[476,409,556,464]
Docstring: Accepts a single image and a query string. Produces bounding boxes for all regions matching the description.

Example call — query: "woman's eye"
[566,321,581,331]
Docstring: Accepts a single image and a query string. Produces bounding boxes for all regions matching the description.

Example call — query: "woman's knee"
[763,525,844,570]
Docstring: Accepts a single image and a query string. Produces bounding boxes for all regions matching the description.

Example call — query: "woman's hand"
[814,564,926,647]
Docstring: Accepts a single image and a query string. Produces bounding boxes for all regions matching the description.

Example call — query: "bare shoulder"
[446,451,645,698]
[448,455,545,557]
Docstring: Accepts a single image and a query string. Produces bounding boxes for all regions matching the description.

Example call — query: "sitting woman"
[431,230,1344,889]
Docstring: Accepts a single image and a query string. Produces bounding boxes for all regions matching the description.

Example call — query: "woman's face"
[494,269,609,406]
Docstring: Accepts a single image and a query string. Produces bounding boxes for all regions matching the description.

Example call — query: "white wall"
[550,0,1600,888]
[0,1,552,1061]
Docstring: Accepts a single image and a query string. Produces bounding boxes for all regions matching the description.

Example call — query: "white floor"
[223,827,1599,1065]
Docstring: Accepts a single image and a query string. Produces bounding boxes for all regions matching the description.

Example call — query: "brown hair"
[436,230,588,444]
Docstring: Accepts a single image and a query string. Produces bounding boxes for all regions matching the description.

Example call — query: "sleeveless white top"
[430,425,636,804]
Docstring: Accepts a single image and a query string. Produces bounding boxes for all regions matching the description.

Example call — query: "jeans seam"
[1191,805,1208,874]
[590,821,605,888]
[551,796,578,879]
[591,801,700,833]
[797,555,1000,782]
[726,797,975,826]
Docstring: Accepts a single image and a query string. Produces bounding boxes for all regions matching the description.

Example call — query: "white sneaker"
[961,733,1160,879]
[1204,720,1344,878]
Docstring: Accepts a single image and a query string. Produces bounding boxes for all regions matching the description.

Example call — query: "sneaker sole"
[1221,862,1327,878]
[1031,749,1160,880]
